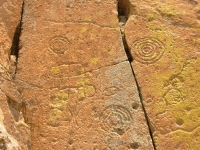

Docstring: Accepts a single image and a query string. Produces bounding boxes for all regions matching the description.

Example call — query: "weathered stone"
[0,124,21,150]
[124,0,200,149]
[15,0,154,149]
[0,0,30,149]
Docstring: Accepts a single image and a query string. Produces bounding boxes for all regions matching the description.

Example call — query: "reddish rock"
[0,0,30,149]
[15,0,154,149]
[124,0,200,149]
[0,124,21,150]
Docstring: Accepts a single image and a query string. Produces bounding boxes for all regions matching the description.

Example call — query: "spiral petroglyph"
[131,38,165,64]
[49,36,69,54]
[100,105,132,134]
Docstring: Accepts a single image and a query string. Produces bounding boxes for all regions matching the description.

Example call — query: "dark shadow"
[117,0,133,62]
[10,1,24,59]
[10,23,21,58]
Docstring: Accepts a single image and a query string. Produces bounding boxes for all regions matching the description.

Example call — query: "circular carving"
[49,37,69,54]
[131,38,165,64]
[100,105,132,134]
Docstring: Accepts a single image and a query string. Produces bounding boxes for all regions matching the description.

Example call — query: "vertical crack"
[119,15,133,62]
[130,65,157,150]
[5,1,26,121]
[117,1,156,149]
[10,1,24,73]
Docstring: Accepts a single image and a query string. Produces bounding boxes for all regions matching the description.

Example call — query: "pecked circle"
[49,36,69,54]
[100,105,132,134]
[131,37,165,64]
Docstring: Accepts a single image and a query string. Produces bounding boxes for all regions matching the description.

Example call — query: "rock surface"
[0,0,30,149]
[15,0,154,149]
[1,0,199,149]
[0,124,21,150]
[124,0,200,149]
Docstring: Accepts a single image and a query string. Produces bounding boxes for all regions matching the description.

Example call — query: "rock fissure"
[10,1,24,65]
[117,0,156,149]
[5,0,27,122]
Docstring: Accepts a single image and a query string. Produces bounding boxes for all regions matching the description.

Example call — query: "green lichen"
[146,13,156,22]
[144,20,200,149]
[80,27,88,33]
[77,87,85,100]
[157,4,176,18]
[90,57,99,65]
[50,66,60,74]
[190,21,200,29]
[146,22,167,31]
[171,128,200,150]
[76,77,89,87]
[193,38,200,45]
[157,4,183,23]
[151,58,200,149]
[49,109,62,125]
[85,16,92,22]
[52,92,68,109]
[76,77,95,99]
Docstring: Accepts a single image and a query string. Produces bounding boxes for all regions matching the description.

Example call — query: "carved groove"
[49,36,69,54]
[131,38,165,64]
[100,105,132,134]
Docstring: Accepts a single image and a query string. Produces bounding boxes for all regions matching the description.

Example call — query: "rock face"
[124,0,200,149]
[0,124,21,150]
[1,0,199,149]
[0,0,30,149]
[15,0,154,149]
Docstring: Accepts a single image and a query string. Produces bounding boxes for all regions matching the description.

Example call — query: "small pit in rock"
[176,118,184,126]
[130,142,139,149]
[132,102,139,110]
[115,128,125,135]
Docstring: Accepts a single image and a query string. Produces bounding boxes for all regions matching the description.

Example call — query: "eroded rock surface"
[124,0,200,149]
[0,124,21,150]
[15,0,154,149]
[0,0,30,149]
[2,0,199,149]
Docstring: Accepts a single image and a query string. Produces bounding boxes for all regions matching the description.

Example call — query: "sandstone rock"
[3,0,199,149]
[0,124,21,150]
[15,0,154,149]
[124,0,200,149]
[0,0,30,149]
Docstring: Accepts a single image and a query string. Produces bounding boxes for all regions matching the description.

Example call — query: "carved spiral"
[100,105,132,134]
[49,37,69,54]
[131,38,165,64]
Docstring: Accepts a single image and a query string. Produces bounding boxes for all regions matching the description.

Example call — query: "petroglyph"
[49,36,69,54]
[125,0,200,149]
[15,0,154,149]
[100,105,132,135]
[131,38,165,64]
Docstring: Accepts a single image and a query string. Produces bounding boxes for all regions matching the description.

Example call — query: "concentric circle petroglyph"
[131,38,165,64]
[49,37,69,54]
[100,105,132,134]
